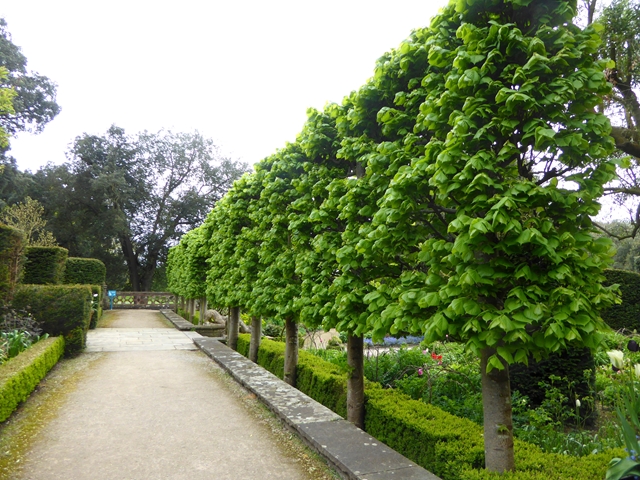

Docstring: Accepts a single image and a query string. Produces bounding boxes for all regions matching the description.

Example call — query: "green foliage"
[12,284,91,356]
[22,246,67,285]
[0,18,59,138]
[0,196,57,247]
[601,268,640,331]
[0,223,23,303]
[63,257,106,285]
[0,66,14,148]
[0,336,64,422]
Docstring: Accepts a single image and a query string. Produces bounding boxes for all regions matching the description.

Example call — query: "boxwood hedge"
[0,336,64,422]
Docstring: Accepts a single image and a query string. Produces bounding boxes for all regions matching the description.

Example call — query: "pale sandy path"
[9,310,334,480]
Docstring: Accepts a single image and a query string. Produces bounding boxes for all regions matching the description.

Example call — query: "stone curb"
[192,336,441,480]
[160,309,195,330]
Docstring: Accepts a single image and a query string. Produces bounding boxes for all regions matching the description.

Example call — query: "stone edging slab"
[192,336,441,480]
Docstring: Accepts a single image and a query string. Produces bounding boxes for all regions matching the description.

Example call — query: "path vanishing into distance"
[0,310,337,480]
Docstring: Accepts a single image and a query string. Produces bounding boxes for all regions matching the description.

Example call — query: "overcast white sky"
[0,0,449,172]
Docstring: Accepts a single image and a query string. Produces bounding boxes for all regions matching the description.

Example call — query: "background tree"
[0,18,60,143]
[33,125,247,290]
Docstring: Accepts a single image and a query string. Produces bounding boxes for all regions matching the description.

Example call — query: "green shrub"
[63,258,106,285]
[22,246,68,285]
[12,285,92,356]
[0,225,24,303]
[0,336,64,422]
[601,269,640,331]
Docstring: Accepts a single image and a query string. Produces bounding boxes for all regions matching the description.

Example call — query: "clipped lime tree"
[360,0,619,472]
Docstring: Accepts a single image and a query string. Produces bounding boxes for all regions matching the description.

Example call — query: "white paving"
[86,328,198,352]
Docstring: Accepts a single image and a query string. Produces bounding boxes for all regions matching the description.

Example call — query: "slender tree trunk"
[347,334,365,429]
[249,316,262,363]
[188,298,195,323]
[481,348,515,473]
[284,318,298,387]
[199,297,207,325]
[228,306,240,351]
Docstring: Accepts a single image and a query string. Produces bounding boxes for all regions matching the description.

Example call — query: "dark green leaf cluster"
[167,0,619,371]
[601,268,640,330]
[22,246,67,285]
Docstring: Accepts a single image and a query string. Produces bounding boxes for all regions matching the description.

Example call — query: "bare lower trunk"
[228,306,240,351]
[199,297,207,325]
[347,334,365,429]
[481,348,515,473]
[284,318,298,387]
[188,298,195,323]
[249,316,262,363]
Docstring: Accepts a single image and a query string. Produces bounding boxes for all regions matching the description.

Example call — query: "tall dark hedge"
[509,347,596,425]
[63,257,106,285]
[12,284,92,356]
[601,269,640,331]
[22,246,68,285]
[0,224,24,303]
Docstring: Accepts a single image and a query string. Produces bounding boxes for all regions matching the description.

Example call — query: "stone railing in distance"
[111,292,176,310]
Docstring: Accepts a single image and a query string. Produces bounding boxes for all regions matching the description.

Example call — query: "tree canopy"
[32,126,248,290]
[0,18,59,141]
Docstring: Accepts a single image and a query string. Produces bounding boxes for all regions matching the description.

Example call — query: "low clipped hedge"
[12,285,92,356]
[63,257,106,285]
[0,224,24,303]
[602,269,640,331]
[237,334,622,480]
[22,246,68,285]
[0,336,65,422]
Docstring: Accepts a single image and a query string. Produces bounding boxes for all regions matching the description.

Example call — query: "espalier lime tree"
[166,226,208,310]
[203,172,264,349]
[354,0,619,472]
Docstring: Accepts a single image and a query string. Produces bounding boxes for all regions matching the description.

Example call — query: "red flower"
[431,352,442,361]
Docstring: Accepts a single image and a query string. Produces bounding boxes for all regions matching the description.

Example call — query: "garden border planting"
[236,334,624,480]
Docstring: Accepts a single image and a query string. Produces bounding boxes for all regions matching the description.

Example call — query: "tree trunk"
[347,334,365,429]
[228,306,240,351]
[249,316,262,363]
[119,234,140,291]
[284,318,298,387]
[199,297,207,325]
[481,348,515,473]
[188,298,195,323]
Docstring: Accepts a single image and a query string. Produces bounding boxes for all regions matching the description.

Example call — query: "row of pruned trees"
[167,0,620,473]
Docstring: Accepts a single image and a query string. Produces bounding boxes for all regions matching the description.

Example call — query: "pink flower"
[417,368,423,376]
